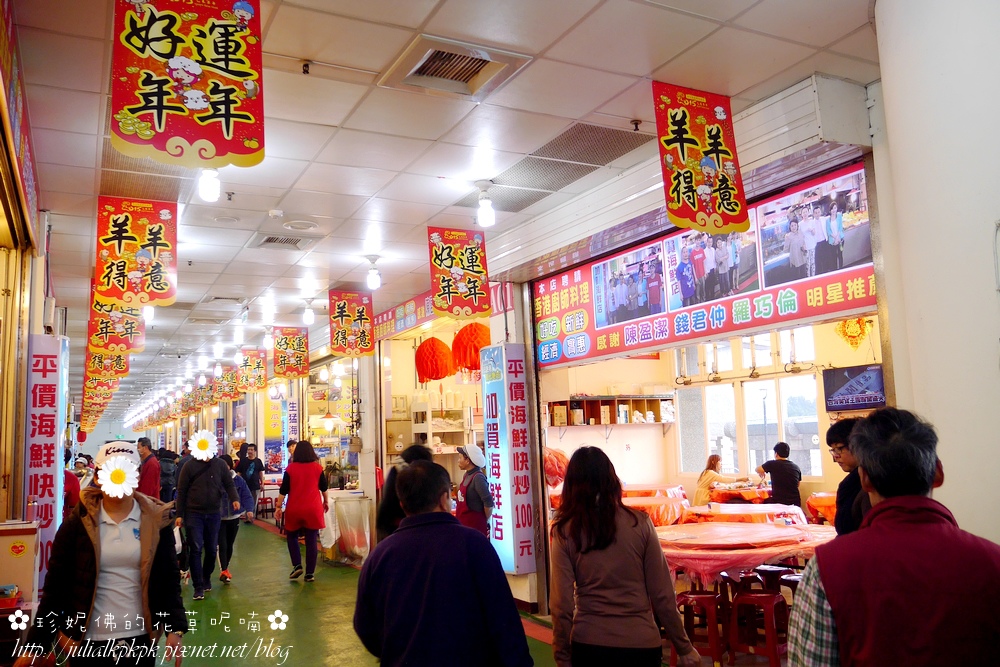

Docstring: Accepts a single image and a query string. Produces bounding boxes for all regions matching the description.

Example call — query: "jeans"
[219,518,240,570]
[286,528,319,575]
[186,511,221,590]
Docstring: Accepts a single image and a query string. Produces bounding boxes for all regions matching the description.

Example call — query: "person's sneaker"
[289,565,304,580]
[180,570,190,586]
[220,570,232,583]
[304,573,315,583]
[203,582,212,592]
[193,590,205,601]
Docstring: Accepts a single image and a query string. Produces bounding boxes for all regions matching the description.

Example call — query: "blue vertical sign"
[481,343,536,574]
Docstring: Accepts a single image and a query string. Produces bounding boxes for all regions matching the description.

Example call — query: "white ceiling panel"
[25,86,103,134]
[428,0,602,53]
[266,5,413,72]
[548,1,718,76]
[290,0,438,28]
[177,243,241,263]
[277,190,368,219]
[830,26,880,63]
[641,0,758,22]
[263,119,338,161]
[175,271,219,285]
[212,273,278,288]
[180,206,264,231]
[652,28,816,98]
[50,232,92,254]
[737,53,881,103]
[49,214,95,237]
[348,200,444,226]
[488,59,636,119]
[316,129,432,171]
[734,0,870,48]
[49,249,93,267]
[262,70,368,126]
[17,29,106,93]
[406,143,523,182]
[178,226,255,248]
[233,248,307,267]
[342,88,477,141]
[13,0,111,38]
[443,105,571,154]
[294,163,397,196]
[36,164,95,196]
[177,261,228,275]
[596,81,659,126]
[218,156,308,190]
[375,173,475,206]
[33,129,99,169]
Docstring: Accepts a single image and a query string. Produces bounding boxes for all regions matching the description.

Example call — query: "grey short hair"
[850,408,937,497]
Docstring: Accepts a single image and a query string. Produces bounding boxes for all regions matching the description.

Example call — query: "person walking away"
[15,441,188,667]
[693,454,749,506]
[455,445,493,536]
[376,444,433,541]
[354,460,533,667]
[756,442,802,507]
[136,437,161,498]
[788,408,1000,666]
[235,443,265,522]
[550,447,699,667]
[217,454,254,584]
[275,440,328,582]
[157,448,178,503]
[175,436,239,601]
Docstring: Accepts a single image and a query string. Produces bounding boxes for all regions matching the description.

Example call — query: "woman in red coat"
[275,440,328,582]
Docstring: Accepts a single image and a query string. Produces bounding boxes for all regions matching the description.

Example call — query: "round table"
[807,492,838,524]
[680,503,808,526]
[622,495,689,526]
[708,486,772,503]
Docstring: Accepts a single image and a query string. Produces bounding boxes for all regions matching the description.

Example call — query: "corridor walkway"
[174,524,557,666]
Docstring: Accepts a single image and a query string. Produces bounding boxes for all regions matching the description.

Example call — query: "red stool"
[754,565,794,592]
[670,591,725,667]
[257,496,274,518]
[728,591,788,667]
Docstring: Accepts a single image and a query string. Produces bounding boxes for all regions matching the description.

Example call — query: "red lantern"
[452,322,490,371]
[415,337,455,383]
[77,430,87,443]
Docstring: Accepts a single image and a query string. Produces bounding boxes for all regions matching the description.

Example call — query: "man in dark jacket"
[158,447,179,503]
[175,453,239,600]
[354,460,532,667]
[826,417,868,535]
[789,408,1000,666]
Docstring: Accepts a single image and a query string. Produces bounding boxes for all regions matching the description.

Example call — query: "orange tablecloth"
[807,492,838,524]
[622,496,689,527]
[708,486,772,504]
[680,503,808,526]
[657,523,836,588]
[622,484,688,499]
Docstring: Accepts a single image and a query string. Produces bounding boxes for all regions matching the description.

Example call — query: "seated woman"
[693,454,749,506]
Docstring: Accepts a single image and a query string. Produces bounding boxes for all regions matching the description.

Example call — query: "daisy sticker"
[188,430,219,461]
[97,456,140,498]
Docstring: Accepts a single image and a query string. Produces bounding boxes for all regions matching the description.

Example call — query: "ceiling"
[12,0,881,423]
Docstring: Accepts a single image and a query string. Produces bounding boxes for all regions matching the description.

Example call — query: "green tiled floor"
[173,524,556,666]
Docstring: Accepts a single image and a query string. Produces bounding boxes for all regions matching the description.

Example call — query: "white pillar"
[874,0,1000,542]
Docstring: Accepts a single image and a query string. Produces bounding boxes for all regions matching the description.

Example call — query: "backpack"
[160,456,177,488]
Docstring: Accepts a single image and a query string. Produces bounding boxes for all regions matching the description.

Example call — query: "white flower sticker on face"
[188,430,218,461]
[97,455,140,498]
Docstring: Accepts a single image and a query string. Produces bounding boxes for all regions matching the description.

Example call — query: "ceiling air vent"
[246,232,321,251]
[379,35,530,102]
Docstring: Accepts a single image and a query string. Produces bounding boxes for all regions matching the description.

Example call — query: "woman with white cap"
[455,445,493,536]
[15,441,187,666]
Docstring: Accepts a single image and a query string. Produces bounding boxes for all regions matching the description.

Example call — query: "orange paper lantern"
[415,337,455,383]
[452,322,491,371]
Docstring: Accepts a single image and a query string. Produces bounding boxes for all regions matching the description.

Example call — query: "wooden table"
[807,492,838,524]
[680,503,808,526]
[622,495,690,526]
[708,486,772,504]
[657,522,836,588]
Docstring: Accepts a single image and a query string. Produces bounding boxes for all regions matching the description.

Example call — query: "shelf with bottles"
[546,395,675,429]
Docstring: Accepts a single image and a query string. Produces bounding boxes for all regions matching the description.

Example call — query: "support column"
[873,0,1000,542]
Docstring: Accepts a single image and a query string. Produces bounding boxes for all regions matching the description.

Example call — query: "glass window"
[780,327,815,363]
[779,375,821,475]
[742,379,778,471]
[716,340,734,372]
[741,333,774,370]
[705,384,738,473]
[674,345,701,378]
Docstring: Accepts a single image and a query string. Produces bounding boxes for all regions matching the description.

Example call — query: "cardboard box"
[552,405,568,426]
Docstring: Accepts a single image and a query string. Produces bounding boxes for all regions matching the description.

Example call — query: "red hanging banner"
[652,81,750,235]
[273,326,309,378]
[214,365,241,402]
[85,349,131,380]
[87,289,146,355]
[95,196,178,306]
[109,0,265,168]
[427,227,491,319]
[328,290,374,357]
[236,348,267,392]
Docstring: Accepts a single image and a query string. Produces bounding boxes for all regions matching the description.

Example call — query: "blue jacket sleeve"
[236,475,254,514]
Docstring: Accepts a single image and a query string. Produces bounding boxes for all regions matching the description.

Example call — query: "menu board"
[535,164,873,367]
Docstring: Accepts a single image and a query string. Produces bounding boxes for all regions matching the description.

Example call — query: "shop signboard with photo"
[373,289,436,341]
[535,164,874,367]
[481,344,536,574]
[653,81,750,236]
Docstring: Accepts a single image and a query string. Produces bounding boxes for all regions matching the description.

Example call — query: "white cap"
[457,444,486,468]
[96,441,140,468]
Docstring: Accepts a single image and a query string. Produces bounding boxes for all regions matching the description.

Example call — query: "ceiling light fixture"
[198,169,221,202]
[263,325,274,350]
[213,341,223,360]
[234,350,243,366]
[475,179,495,228]
[303,299,315,326]
[142,305,154,323]
[234,323,244,345]
[183,382,192,393]
[198,355,208,370]
[198,373,207,387]
[318,366,329,383]
[365,255,381,290]
[214,362,223,378]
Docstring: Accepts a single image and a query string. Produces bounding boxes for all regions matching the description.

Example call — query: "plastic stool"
[257,496,274,518]
[670,591,725,667]
[728,591,788,667]
[754,565,794,592]
[780,573,802,598]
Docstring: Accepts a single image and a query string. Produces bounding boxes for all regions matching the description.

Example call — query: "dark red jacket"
[816,495,1000,666]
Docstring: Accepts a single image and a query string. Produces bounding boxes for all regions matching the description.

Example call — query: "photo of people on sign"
[759,167,870,289]
[592,242,666,328]
[664,224,759,312]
